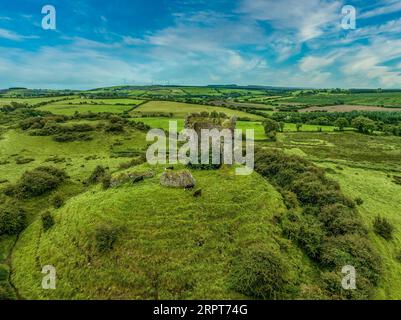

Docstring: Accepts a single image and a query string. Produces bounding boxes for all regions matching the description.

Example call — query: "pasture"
[131,101,264,119]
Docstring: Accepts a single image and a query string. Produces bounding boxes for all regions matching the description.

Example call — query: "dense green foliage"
[0,205,26,236]
[254,149,381,299]
[41,211,55,231]
[373,217,394,240]
[230,249,290,299]
[4,166,67,199]
[262,119,280,140]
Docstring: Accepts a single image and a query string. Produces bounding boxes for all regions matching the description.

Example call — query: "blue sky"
[1,0,401,89]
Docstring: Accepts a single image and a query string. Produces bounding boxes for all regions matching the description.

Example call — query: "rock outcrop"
[160,170,196,188]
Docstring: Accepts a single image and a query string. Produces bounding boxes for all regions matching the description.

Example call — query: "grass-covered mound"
[11,165,310,300]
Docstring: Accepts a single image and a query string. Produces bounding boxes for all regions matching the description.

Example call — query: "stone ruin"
[160,112,237,189]
[184,112,237,134]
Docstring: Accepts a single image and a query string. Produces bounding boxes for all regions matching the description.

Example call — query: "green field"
[132,101,264,119]
[0,97,73,107]
[130,117,340,141]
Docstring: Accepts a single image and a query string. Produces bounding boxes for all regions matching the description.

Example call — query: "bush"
[229,248,290,299]
[320,234,381,286]
[101,174,111,189]
[0,286,15,300]
[319,204,366,236]
[104,123,124,133]
[15,157,35,165]
[280,189,299,209]
[53,132,92,142]
[295,215,325,260]
[355,197,364,206]
[41,211,55,231]
[51,194,64,208]
[0,206,27,236]
[373,216,394,240]
[4,166,67,198]
[85,165,107,185]
[94,225,120,253]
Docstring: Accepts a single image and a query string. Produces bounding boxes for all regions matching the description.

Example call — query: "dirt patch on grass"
[299,105,401,112]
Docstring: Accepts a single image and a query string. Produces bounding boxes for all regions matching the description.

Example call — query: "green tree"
[262,119,280,141]
[334,117,349,131]
[351,116,376,134]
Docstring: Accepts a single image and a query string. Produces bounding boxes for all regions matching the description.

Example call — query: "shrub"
[229,248,290,299]
[104,123,124,133]
[94,225,120,253]
[85,165,107,185]
[53,132,92,142]
[0,264,8,282]
[51,194,64,208]
[320,234,381,286]
[0,206,27,236]
[41,211,55,231]
[5,166,67,198]
[295,215,325,260]
[355,197,364,206]
[280,189,299,209]
[118,156,145,170]
[0,285,15,300]
[319,204,366,236]
[101,174,111,189]
[15,157,35,165]
[373,216,394,240]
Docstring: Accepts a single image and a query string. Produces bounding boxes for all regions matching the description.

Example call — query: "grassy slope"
[0,128,148,183]
[11,165,314,299]
[321,164,401,299]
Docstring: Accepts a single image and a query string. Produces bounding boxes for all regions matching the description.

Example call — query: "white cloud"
[360,0,401,19]
[238,0,343,42]
[299,55,337,72]
[0,28,37,41]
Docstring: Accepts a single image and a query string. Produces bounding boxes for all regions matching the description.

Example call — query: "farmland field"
[300,105,401,113]
[0,97,73,107]
[131,100,264,119]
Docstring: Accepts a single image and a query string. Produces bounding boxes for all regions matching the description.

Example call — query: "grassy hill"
[11,164,312,299]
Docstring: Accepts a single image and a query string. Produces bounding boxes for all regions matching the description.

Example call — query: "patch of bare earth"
[299,105,401,112]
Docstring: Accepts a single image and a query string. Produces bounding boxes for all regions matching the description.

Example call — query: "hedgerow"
[253,149,381,299]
